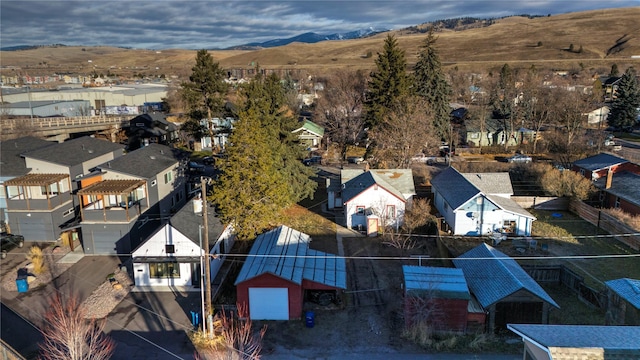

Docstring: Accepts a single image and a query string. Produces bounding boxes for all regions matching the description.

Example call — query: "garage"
[235,225,346,320]
[90,230,122,255]
[17,217,50,241]
[248,288,289,320]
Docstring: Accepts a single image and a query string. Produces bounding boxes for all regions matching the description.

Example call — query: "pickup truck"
[1,232,25,259]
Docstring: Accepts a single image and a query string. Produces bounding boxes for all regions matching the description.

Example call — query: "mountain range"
[225,28,387,50]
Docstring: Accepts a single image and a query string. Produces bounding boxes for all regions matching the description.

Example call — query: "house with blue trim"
[431,167,535,236]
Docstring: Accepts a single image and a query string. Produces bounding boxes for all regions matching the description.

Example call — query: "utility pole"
[201,177,212,337]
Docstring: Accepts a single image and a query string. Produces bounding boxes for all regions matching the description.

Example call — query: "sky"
[1,1,639,50]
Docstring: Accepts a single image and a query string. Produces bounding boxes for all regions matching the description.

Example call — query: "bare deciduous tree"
[39,293,115,360]
[208,304,267,360]
[369,96,439,169]
[314,69,367,160]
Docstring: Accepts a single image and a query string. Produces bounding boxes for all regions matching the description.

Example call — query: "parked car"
[302,156,323,166]
[506,154,532,163]
[346,156,365,164]
[202,156,215,166]
[411,154,439,165]
[188,161,205,173]
[1,232,25,259]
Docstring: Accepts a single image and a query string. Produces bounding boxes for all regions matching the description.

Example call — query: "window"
[386,205,396,219]
[165,245,175,254]
[136,122,145,127]
[470,133,479,139]
[40,184,60,196]
[62,208,75,217]
[164,171,172,184]
[615,197,620,208]
[149,262,180,278]
[356,206,365,215]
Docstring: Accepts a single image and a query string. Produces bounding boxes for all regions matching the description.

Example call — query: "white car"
[506,154,532,163]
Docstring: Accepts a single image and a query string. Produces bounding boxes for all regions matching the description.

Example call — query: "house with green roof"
[292,120,324,151]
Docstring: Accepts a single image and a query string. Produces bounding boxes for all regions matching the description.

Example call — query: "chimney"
[605,168,613,190]
[364,162,370,172]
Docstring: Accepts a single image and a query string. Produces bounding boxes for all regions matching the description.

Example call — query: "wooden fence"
[569,199,640,250]
[512,196,569,211]
[523,264,607,309]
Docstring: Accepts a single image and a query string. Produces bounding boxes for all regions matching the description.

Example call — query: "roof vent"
[87,149,94,154]
[107,162,111,168]
[149,155,156,160]
[160,150,164,154]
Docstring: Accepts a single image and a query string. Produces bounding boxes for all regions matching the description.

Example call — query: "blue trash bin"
[16,279,28,293]
[305,311,315,328]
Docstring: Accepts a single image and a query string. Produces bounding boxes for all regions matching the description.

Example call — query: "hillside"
[1,7,639,79]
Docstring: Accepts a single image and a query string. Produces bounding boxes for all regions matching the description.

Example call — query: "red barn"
[403,265,471,333]
[235,225,346,320]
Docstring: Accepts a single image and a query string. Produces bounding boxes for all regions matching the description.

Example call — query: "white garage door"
[248,288,289,320]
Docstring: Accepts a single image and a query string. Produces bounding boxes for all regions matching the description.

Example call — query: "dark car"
[1,233,25,259]
[188,161,205,173]
[302,156,323,166]
[202,156,215,166]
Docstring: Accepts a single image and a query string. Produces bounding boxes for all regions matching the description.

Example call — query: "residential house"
[0,136,55,229]
[454,243,560,333]
[199,117,236,151]
[127,113,179,150]
[431,167,536,236]
[330,169,416,234]
[131,197,234,289]
[572,153,640,215]
[464,117,522,147]
[402,265,485,333]
[585,106,610,126]
[3,136,124,241]
[508,324,640,360]
[292,119,324,151]
[235,225,346,320]
[605,278,640,325]
[601,76,622,102]
[76,143,187,254]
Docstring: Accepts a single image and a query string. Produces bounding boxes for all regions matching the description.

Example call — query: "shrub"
[28,246,47,275]
[601,208,640,232]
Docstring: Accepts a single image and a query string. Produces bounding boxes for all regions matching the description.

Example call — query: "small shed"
[453,243,560,333]
[402,266,470,333]
[235,225,346,320]
[605,278,640,325]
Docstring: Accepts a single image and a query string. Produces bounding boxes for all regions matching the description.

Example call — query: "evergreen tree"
[364,35,411,130]
[211,72,316,239]
[608,67,640,130]
[181,49,229,139]
[610,64,620,77]
[413,28,452,139]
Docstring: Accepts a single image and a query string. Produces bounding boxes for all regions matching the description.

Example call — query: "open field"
[2,7,639,79]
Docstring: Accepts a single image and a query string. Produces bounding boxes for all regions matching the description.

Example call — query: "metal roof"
[453,243,559,309]
[235,225,346,289]
[605,278,640,309]
[573,153,628,171]
[403,265,470,300]
[293,120,325,137]
[508,324,640,350]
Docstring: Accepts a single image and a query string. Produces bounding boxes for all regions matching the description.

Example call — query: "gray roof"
[508,324,640,351]
[462,172,513,195]
[6,100,88,109]
[453,243,559,309]
[22,136,124,167]
[341,169,415,204]
[97,143,181,179]
[432,168,534,218]
[0,136,55,177]
[486,195,536,219]
[168,198,227,248]
[606,278,640,309]
[594,171,640,208]
[573,153,628,171]
[403,265,470,300]
[235,225,346,289]
[431,167,482,209]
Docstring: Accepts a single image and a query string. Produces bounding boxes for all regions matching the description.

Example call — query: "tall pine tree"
[180,49,229,140]
[413,29,452,140]
[364,35,411,130]
[608,67,640,130]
